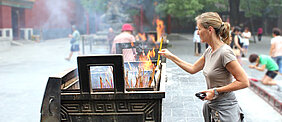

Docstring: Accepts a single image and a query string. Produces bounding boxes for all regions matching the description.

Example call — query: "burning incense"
[125,70,130,87]
[99,76,103,88]
[105,78,111,88]
[137,67,142,87]
[110,67,114,88]
[156,37,164,66]
[105,73,112,88]
[127,62,132,71]
[135,76,139,88]
[148,65,156,87]
[110,78,113,88]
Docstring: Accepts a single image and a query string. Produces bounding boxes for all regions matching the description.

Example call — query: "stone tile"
[172,96,194,102]
[164,101,184,108]
[171,108,200,118]
[187,117,204,122]
[162,107,171,117]
[164,117,187,122]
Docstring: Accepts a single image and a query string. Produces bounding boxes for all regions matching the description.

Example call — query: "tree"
[241,0,282,18]
[80,0,109,15]
[240,0,282,34]
[229,0,240,26]
[155,0,227,20]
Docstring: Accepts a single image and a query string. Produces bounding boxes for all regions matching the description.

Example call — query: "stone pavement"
[0,34,281,122]
[162,34,282,122]
[0,38,77,122]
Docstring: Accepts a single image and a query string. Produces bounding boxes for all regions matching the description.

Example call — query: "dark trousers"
[194,42,201,54]
[258,34,262,41]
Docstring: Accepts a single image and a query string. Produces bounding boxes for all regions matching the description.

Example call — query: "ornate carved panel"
[61,99,161,121]
[81,103,92,112]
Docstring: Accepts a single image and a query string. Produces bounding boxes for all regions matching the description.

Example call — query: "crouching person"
[249,54,279,85]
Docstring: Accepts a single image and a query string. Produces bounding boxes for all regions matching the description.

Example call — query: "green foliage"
[199,0,228,13]
[155,0,228,19]
[241,0,282,18]
[156,0,203,18]
[80,0,109,14]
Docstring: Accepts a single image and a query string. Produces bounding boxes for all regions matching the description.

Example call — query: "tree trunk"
[278,14,282,30]
[229,0,240,26]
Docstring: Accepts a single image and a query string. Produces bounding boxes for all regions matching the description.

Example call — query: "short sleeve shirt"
[111,32,136,62]
[203,44,237,89]
[259,55,279,71]
[270,36,282,57]
[72,30,80,45]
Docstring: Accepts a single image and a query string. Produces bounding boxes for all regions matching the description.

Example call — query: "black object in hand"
[195,92,206,99]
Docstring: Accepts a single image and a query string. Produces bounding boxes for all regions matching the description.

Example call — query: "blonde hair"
[195,12,230,44]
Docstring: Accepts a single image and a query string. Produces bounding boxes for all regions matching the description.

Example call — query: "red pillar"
[0,5,12,28]
[166,15,171,34]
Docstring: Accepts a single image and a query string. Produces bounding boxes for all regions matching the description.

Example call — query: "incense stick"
[127,62,132,70]
[105,78,111,88]
[99,76,103,88]
[148,65,156,87]
[156,37,164,66]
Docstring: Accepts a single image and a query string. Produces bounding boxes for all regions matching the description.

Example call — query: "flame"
[149,34,155,43]
[138,33,147,41]
[131,41,134,47]
[156,18,165,42]
[139,48,155,71]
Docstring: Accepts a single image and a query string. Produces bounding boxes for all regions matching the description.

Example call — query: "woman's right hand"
[158,49,173,59]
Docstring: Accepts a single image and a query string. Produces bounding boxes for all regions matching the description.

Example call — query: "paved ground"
[0,34,281,122]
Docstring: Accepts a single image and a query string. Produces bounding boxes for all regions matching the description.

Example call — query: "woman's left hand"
[202,89,215,101]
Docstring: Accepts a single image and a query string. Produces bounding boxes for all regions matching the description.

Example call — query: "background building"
[0,0,85,40]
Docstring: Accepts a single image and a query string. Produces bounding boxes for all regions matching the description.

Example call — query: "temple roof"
[0,0,35,9]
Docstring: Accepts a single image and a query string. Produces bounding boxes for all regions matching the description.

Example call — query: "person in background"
[159,12,248,122]
[257,27,263,41]
[269,28,282,74]
[249,54,279,85]
[107,27,115,53]
[193,27,201,56]
[111,24,136,62]
[241,27,251,56]
[65,25,81,61]
[230,27,244,64]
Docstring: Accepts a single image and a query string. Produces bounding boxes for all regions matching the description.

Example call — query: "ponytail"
[219,22,230,45]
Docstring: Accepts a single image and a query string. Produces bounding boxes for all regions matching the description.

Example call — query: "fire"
[131,41,134,47]
[149,34,155,43]
[156,18,165,42]
[138,48,155,71]
[138,33,147,41]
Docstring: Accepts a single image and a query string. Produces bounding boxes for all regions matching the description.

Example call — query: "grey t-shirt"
[203,44,237,89]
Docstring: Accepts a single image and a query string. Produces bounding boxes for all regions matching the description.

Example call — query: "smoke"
[42,0,71,29]
[36,0,75,39]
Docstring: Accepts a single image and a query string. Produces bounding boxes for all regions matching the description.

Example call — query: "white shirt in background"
[270,36,282,57]
[242,31,251,46]
[193,30,201,43]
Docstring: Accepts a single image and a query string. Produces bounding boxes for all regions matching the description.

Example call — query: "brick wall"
[0,5,12,28]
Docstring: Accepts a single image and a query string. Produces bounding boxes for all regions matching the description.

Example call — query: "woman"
[159,12,249,122]
[230,27,244,64]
